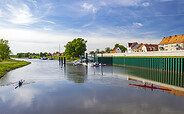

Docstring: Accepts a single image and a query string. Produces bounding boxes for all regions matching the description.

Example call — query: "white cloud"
[133,22,143,27]
[142,2,150,7]
[44,20,56,24]
[0,9,2,17]
[82,3,98,13]
[99,0,141,7]
[6,4,38,25]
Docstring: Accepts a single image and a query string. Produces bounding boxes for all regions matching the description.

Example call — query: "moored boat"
[129,83,171,91]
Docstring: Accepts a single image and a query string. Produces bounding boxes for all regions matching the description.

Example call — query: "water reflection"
[65,65,88,83]
[113,66,184,88]
[1,60,184,114]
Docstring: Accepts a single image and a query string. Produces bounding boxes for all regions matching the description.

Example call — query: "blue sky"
[0,0,184,54]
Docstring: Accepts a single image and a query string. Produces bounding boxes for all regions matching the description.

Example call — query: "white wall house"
[111,47,122,53]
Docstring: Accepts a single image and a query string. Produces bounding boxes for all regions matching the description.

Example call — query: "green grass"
[0,59,31,78]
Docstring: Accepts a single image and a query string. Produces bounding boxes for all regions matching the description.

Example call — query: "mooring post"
[94,53,95,63]
[61,57,63,64]
[86,53,88,64]
[64,57,66,64]
[101,53,103,64]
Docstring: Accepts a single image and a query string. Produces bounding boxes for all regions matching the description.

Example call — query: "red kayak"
[129,83,171,91]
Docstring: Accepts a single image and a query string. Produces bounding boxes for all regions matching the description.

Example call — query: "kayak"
[129,83,171,91]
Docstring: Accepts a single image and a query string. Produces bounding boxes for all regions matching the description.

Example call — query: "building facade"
[159,35,184,51]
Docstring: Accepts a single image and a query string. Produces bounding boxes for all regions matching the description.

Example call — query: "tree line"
[12,52,60,58]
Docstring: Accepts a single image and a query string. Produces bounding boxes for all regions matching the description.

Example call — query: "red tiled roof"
[145,44,158,51]
[137,44,146,50]
[129,42,138,47]
[111,47,119,53]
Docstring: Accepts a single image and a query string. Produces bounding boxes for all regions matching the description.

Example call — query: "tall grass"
[0,60,31,77]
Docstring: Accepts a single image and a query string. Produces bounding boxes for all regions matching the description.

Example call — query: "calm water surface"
[0,59,184,114]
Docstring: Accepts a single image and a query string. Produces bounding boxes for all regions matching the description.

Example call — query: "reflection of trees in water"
[113,66,184,88]
[65,65,88,83]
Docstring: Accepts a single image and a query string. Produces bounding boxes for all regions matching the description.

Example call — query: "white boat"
[73,60,82,66]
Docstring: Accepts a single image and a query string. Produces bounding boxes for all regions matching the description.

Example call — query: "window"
[153,47,155,51]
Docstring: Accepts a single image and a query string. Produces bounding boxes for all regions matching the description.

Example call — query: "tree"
[89,51,95,55]
[64,38,87,59]
[101,50,105,54]
[39,52,44,57]
[0,39,11,60]
[105,47,111,53]
[95,49,100,54]
[113,44,127,53]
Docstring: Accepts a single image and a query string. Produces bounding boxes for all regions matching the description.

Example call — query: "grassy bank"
[0,59,31,78]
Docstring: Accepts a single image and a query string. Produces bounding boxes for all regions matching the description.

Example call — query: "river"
[0,59,184,114]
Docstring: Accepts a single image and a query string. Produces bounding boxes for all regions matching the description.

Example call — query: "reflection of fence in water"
[122,66,184,88]
[94,57,184,88]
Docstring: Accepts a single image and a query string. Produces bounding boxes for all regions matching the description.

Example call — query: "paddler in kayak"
[15,80,24,89]
[18,80,23,86]
[143,82,146,86]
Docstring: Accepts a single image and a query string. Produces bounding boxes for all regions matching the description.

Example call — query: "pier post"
[101,53,103,64]
[86,53,88,64]
[61,57,63,64]
[64,57,66,64]
[94,54,95,62]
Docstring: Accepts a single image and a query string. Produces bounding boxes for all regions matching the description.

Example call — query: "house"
[131,43,143,52]
[111,47,122,53]
[159,34,184,51]
[53,53,64,56]
[138,44,158,52]
[127,42,138,53]
[127,42,143,52]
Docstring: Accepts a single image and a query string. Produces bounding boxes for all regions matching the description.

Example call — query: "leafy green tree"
[64,38,87,59]
[89,51,95,55]
[0,39,11,60]
[39,52,44,57]
[105,47,111,53]
[113,44,127,53]
[95,49,100,54]
[101,50,105,54]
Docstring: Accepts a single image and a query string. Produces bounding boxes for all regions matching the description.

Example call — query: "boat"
[40,57,47,60]
[89,63,94,67]
[94,62,99,67]
[99,63,106,66]
[129,83,171,91]
[73,60,82,66]
[48,58,54,60]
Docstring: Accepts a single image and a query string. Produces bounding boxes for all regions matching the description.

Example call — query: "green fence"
[95,57,184,72]
[95,57,113,65]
